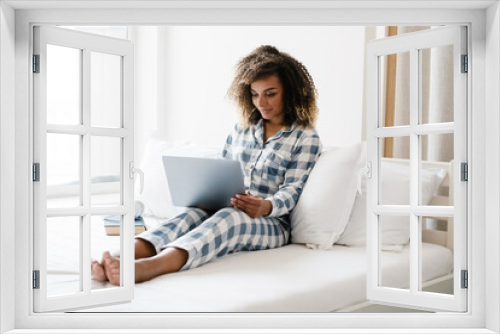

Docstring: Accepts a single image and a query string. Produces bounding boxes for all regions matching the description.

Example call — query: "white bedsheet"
[45,215,453,312]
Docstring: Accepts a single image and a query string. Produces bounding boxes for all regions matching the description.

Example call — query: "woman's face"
[250,74,285,125]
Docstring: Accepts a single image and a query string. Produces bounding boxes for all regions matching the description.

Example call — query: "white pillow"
[337,161,447,248]
[290,142,366,250]
[136,136,220,219]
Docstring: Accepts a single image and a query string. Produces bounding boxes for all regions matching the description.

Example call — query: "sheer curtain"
[385,26,454,162]
[392,26,430,159]
[375,26,454,231]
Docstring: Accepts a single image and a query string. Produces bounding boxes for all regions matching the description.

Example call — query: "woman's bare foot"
[102,251,121,286]
[91,259,107,281]
[94,247,189,285]
[100,252,157,284]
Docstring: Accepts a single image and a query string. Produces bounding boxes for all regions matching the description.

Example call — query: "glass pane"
[419,44,454,125]
[46,133,81,208]
[380,136,411,206]
[91,136,121,206]
[47,44,81,125]
[47,216,81,297]
[91,215,123,290]
[420,216,454,295]
[420,133,454,206]
[379,51,410,128]
[379,215,410,290]
[91,52,122,128]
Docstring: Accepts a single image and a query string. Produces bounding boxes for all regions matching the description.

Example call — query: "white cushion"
[136,136,220,219]
[290,142,366,250]
[337,161,446,248]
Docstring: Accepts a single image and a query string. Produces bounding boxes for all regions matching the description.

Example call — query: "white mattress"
[45,215,453,312]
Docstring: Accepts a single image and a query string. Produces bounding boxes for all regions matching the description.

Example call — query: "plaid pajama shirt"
[138,119,321,270]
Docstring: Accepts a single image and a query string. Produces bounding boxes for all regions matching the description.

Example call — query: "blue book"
[103,216,146,236]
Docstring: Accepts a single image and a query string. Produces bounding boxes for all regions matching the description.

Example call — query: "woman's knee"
[176,207,209,219]
[215,207,240,216]
[166,207,210,228]
[211,207,244,223]
[207,207,251,230]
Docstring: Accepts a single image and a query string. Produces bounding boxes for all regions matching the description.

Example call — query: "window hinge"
[461,270,468,289]
[33,270,40,289]
[461,162,468,182]
[461,54,468,73]
[33,163,40,182]
[33,54,40,73]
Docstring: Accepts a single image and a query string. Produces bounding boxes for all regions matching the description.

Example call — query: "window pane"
[47,44,81,125]
[46,133,81,208]
[47,216,81,297]
[379,51,410,128]
[419,44,454,125]
[420,133,454,206]
[379,215,410,290]
[91,215,123,290]
[91,136,121,206]
[91,52,122,128]
[420,216,454,295]
[380,136,411,206]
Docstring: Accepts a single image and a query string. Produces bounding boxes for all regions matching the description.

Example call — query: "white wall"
[129,26,158,163]
[64,25,366,181]
[0,2,16,333]
[153,26,365,149]
[486,2,500,332]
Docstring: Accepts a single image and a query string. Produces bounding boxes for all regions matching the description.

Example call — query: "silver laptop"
[162,156,246,212]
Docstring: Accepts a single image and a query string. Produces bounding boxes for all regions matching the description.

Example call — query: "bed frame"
[337,157,454,313]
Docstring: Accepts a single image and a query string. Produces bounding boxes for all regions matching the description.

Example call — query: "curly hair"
[227,45,318,128]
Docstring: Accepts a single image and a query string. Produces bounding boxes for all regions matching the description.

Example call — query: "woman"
[91,45,322,285]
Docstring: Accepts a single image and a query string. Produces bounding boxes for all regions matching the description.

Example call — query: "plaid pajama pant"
[137,120,320,270]
[137,207,290,270]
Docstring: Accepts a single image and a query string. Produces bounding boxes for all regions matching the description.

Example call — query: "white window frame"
[365,26,468,312]
[32,25,135,312]
[1,2,498,333]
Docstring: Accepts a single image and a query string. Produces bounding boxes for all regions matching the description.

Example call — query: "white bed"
[90,243,451,312]
[45,141,455,313]
[47,215,452,313]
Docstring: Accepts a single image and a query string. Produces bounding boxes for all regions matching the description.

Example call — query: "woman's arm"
[265,133,321,218]
[219,124,238,160]
[232,131,321,218]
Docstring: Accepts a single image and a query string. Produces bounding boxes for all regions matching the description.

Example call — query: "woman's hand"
[231,194,272,218]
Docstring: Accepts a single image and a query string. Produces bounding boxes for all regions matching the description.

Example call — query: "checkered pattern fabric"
[137,120,321,270]
[139,207,289,270]
[221,119,322,218]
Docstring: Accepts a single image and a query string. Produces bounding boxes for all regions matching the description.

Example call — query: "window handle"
[129,162,144,194]
[357,161,372,195]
